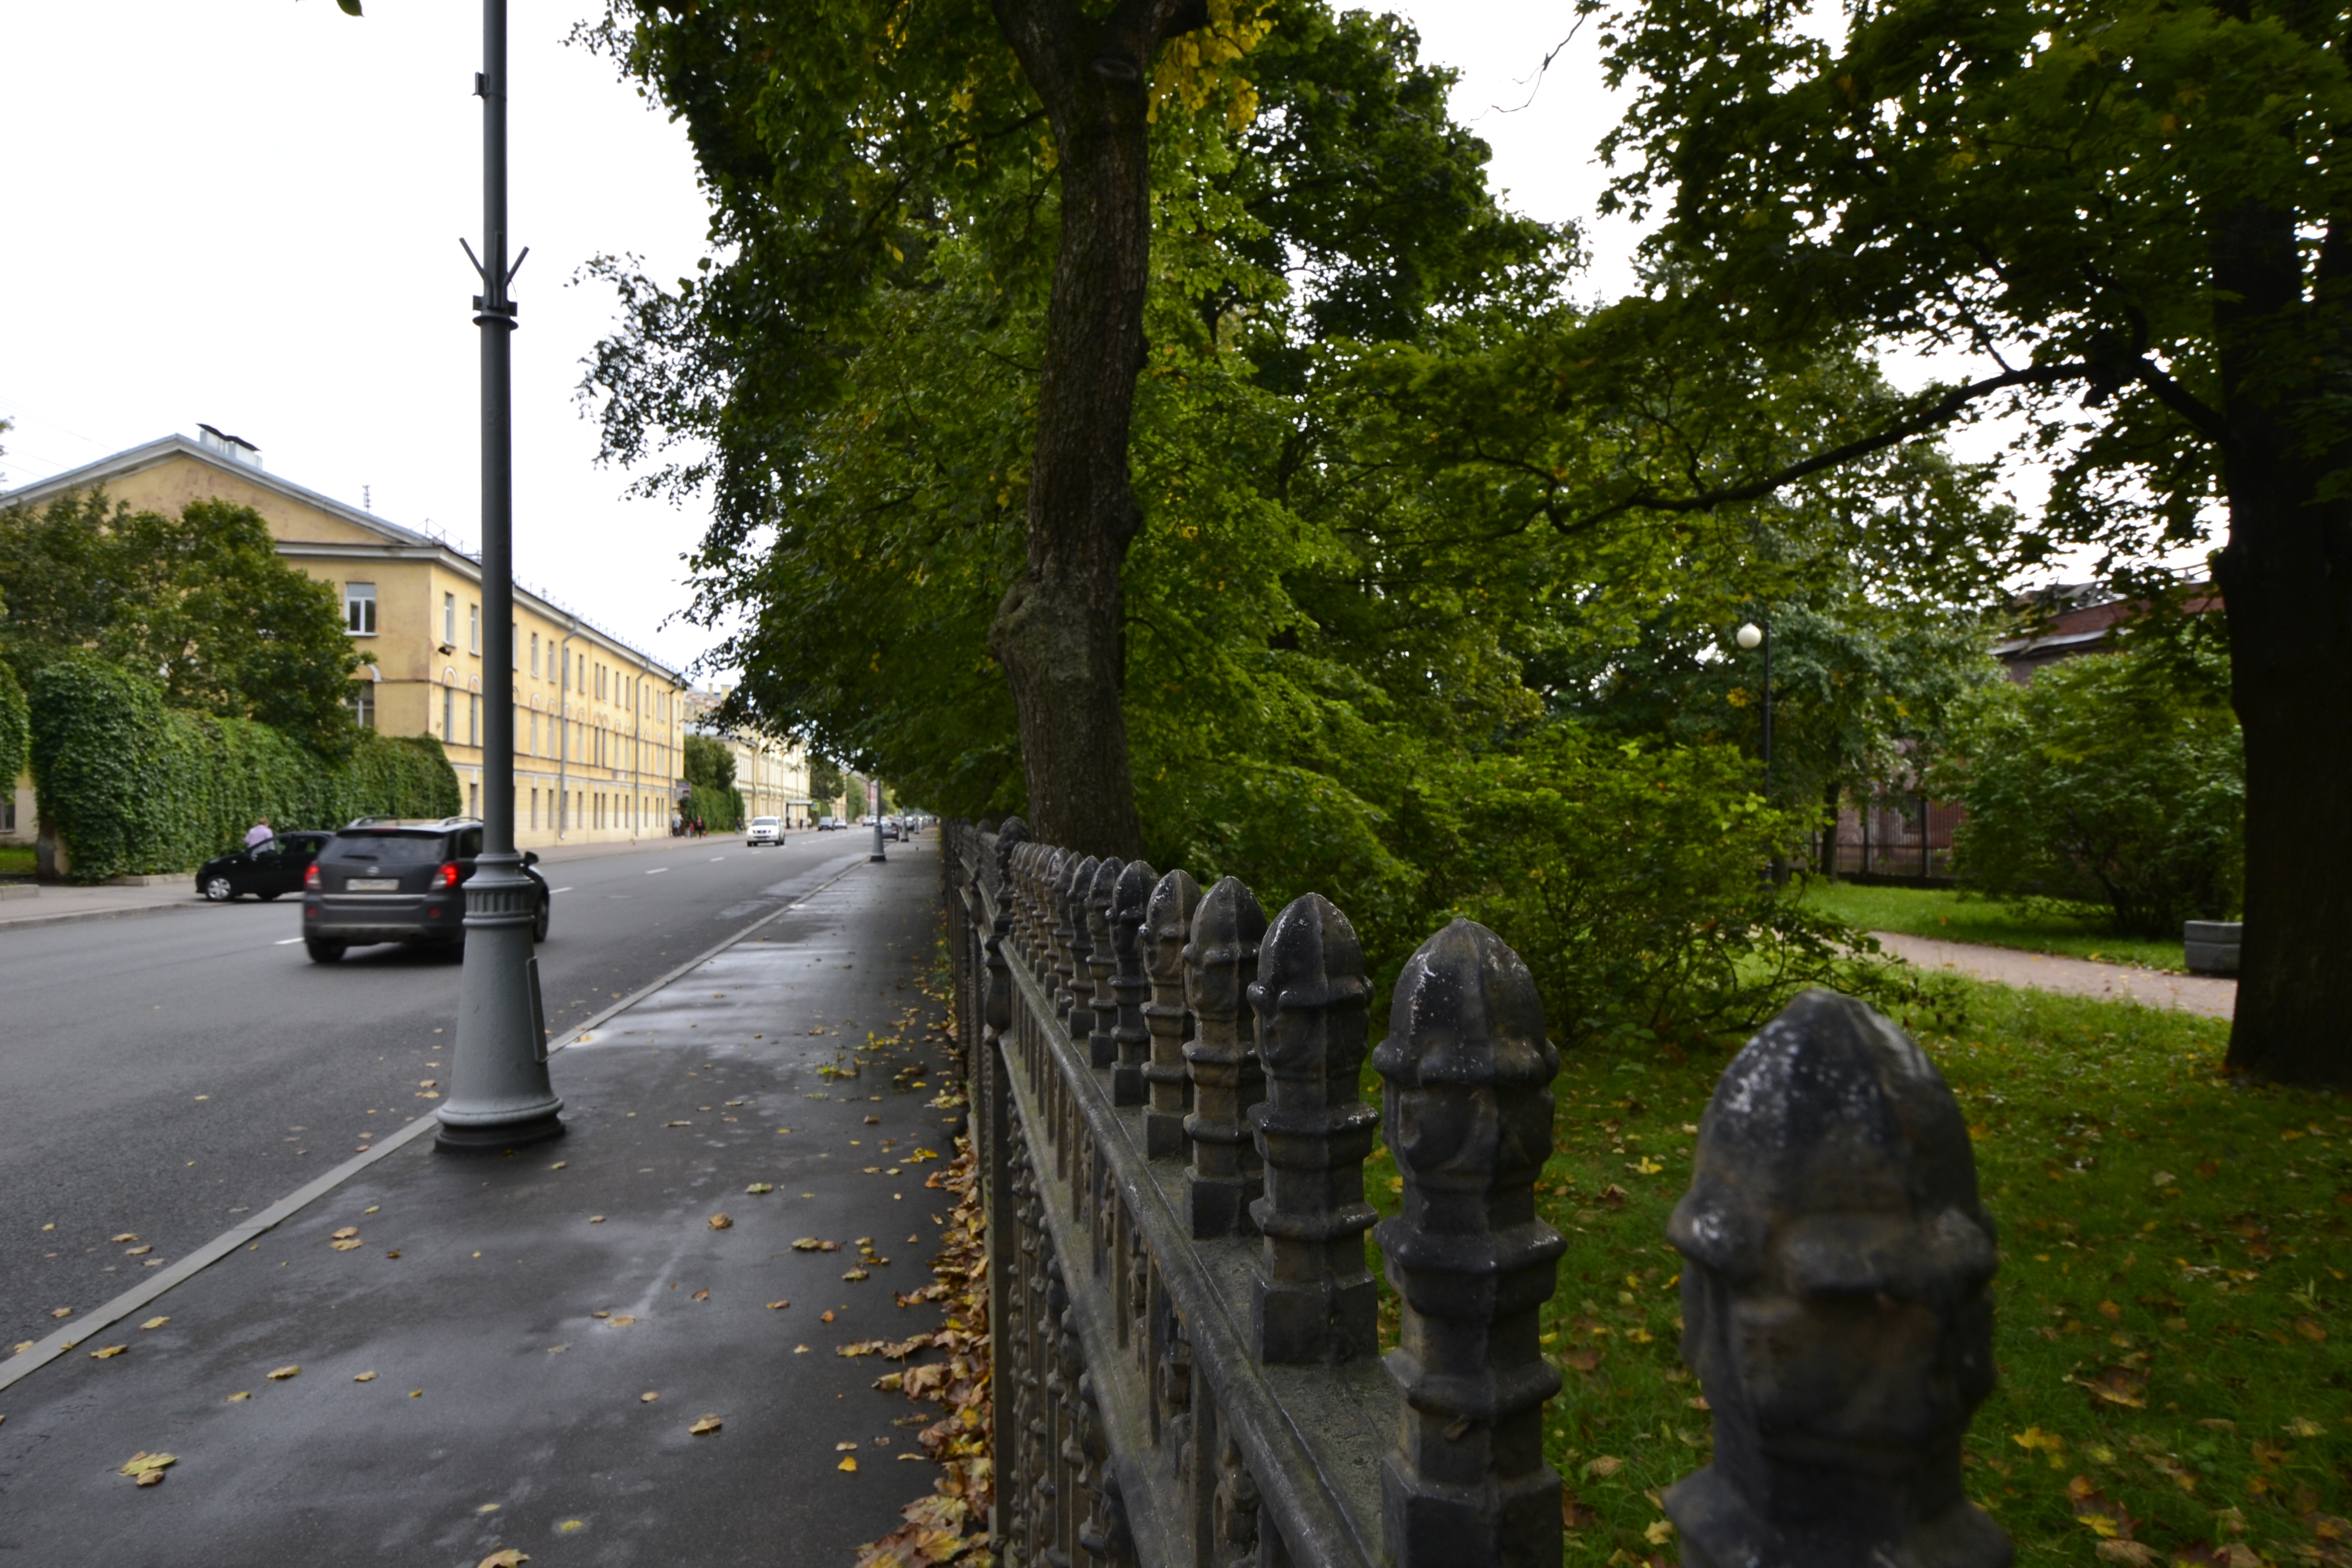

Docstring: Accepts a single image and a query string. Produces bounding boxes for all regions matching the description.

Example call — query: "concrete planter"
[2184,920,2242,977]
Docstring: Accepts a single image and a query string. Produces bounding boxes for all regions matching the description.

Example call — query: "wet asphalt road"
[0,832,875,1355]
[0,843,963,1565]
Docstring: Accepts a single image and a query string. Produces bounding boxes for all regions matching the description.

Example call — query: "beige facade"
[1,432,688,850]
[691,716,815,829]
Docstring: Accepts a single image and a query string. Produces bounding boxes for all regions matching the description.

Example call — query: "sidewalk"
[0,843,965,1565]
[1872,929,2238,1019]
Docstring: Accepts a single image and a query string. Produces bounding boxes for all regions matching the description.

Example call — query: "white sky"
[0,3,2065,680]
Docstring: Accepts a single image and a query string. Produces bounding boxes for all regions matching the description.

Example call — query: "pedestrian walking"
[244,818,275,849]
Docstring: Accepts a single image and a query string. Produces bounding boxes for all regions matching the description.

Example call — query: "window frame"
[344,582,377,636]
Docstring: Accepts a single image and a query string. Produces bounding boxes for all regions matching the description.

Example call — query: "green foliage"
[0,652,25,785]
[1803,879,2188,972]
[682,733,736,794]
[28,653,457,884]
[683,783,742,834]
[1931,647,2243,936]
[0,491,361,755]
[808,757,847,814]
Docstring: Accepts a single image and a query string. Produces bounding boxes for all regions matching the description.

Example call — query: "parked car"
[195,831,333,902]
[817,816,847,831]
[746,815,783,848]
[300,816,548,963]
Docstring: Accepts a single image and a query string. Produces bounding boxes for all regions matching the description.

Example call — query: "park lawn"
[0,843,33,878]
[1365,977,2347,1568]
[1805,878,2190,973]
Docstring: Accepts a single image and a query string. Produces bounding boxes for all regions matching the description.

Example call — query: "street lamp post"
[438,0,562,1153]
[869,776,888,863]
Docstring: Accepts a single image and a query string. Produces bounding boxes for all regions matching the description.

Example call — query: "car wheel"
[533,897,549,942]
[203,874,235,902]
[305,940,346,964]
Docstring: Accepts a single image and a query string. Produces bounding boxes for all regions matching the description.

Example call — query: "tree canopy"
[0,491,361,756]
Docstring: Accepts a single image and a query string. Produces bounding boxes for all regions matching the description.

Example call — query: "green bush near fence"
[29,652,459,883]
[0,655,26,786]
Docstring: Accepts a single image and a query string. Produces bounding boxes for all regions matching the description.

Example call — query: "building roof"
[0,432,687,684]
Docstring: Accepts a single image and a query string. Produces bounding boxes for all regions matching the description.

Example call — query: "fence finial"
[1372,918,1564,1568]
[1247,892,1379,1365]
[1142,869,1203,1158]
[1110,860,1157,1106]
[1183,875,1268,1238]
[1086,857,1126,1069]
[1060,854,1100,1027]
[1663,988,2007,1568]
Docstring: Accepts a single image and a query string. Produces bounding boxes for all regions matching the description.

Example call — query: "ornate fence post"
[1109,860,1156,1106]
[1086,857,1125,1069]
[1061,854,1100,1029]
[1183,876,1268,1239]
[1372,918,1565,1568]
[1246,893,1380,1365]
[1661,989,2007,1568]
[1142,870,1202,1158]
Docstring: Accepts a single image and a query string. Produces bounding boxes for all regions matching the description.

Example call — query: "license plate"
[347,877,400,892]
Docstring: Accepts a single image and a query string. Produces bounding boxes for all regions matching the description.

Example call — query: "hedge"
[29,653,460,883]
[0,658,26,786]
[683,782,744,833]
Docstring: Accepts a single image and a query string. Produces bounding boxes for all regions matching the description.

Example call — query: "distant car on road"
[195,831,333,902]
[817,816,847,831]
[745,815,783,848]
[300,816,548,964]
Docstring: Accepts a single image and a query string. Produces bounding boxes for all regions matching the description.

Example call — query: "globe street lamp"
[437,0,562,1153]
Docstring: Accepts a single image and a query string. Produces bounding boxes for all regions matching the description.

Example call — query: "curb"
[0,849,877,1397]
[0,900,210,936]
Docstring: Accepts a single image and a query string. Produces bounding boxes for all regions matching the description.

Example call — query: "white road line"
[274,937,304,945]
[646,867,669,875]
[550,886,573,895]
[709,856,725,862]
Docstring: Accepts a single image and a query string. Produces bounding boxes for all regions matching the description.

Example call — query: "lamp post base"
[434,1111,566,1154]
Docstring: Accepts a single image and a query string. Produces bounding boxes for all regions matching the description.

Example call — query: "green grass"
[0,843,34,878]
[1804,879,2190,972]
[1365,978,2346,1567]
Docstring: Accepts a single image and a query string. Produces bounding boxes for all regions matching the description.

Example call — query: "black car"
[195,832,333,902]
[300,817,549,963]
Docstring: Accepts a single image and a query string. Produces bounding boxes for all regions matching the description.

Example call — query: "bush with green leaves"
[1931,645,2242,936]
[0,654,25,786]
[29,653,458,883]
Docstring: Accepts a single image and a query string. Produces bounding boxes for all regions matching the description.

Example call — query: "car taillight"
[436,862,461,888]
[304,864,321,891]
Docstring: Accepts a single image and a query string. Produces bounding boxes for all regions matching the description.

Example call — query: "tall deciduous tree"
[580,0,1277,856]
[1580,0,2352,1080]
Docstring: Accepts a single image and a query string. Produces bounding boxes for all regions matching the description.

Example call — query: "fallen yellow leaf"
[119,1451,177,1479]
[746,1183,774,1195]
[267,1365,301,1381]
[1646,1521,1676,1545]
[690,1414,722,1435]
[708,1213,732,1231]
[641,1391,659,1403]
[329,1239,364,1252]
[477,1552,529,1568]
[838,1456,859,1472]
[354,1372,377,1382]
[90,1345,126,1360]
[766,1300,790,1311]
[111,1233,138,1243]
[140,1317,169,1331]
[227,1391,250,1402]
[330,1228,359,1240]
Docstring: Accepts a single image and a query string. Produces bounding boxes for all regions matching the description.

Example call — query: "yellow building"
[1,429,688,850]
[690,716,815,829]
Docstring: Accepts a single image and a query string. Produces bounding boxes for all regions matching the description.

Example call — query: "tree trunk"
[2211,198,2352,1084]
[987,0,1206,860]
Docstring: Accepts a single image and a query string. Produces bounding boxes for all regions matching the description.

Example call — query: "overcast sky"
[0,3,2032,681]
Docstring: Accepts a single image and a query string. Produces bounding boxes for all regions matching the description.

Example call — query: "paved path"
[0,830,865,1353]
[0,841,954,1565]
[1871,930,2238,1019]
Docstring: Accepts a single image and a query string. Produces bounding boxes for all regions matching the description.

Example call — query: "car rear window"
[752,817,779,825]
[323,834,448,865]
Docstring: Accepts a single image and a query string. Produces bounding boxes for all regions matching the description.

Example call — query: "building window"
[469,780,479,818]
[469,694,481,747]
[529,712,538,757]
[345,583,377,635]
[470,603,481,656]
[530,789,538,830]
[511,621,518,670]
[443,593,456,648]
[351,686,376,729]
[443,688,454,741]
[530,632,540,677]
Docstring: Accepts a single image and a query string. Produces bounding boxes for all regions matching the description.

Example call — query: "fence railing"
[944,819,2010,1568]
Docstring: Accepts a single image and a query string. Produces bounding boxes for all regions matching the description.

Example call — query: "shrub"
[1930,643,2242,936]
[0,656,24,785]
[1414,727,1905,1049]
[29,653,459,883]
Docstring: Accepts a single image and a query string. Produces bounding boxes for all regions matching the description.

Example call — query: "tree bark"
[2210,198,2352,1084]
[986,0,1207,859]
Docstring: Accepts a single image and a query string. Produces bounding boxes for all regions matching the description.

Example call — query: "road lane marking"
[550,887,573,894]
[275,938,304,946]
[646,868,670,875]
[710,856,726,862]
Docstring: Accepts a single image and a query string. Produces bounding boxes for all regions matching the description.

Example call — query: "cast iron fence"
[944,818,2008,1568]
